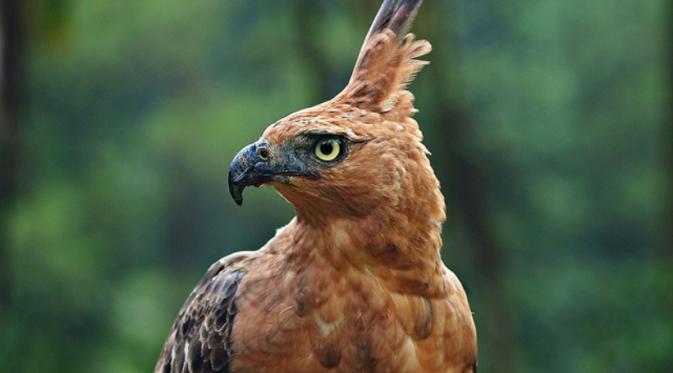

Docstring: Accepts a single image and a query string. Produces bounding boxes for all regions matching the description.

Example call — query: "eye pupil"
[320,142,333,155]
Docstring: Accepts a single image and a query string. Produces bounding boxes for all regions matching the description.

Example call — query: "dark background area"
[1,0,671,371]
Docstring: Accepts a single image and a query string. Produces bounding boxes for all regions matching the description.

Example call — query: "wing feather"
[155,253,254,373]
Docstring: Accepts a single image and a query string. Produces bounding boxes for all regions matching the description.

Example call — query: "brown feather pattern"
[156,0,477,371]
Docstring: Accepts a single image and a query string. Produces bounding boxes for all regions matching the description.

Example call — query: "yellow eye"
[314,138,342,161]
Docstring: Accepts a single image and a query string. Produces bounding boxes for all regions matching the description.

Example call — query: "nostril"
[257,148,270,161]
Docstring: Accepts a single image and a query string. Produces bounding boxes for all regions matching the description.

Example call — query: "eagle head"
[228,107,432,222]
[228,0,439,224]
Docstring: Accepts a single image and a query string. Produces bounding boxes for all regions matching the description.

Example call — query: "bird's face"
[228,108,422,220]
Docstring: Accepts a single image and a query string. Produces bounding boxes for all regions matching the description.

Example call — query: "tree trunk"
[0,0,24,314]
[667,0,673,259]
[420,0,514,370]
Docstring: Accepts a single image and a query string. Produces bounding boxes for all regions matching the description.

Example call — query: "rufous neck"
[291,184,447,296]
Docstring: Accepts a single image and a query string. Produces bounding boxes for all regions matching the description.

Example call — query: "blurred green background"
[0,0,671,371]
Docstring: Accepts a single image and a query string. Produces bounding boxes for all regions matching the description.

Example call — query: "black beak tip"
[233,196,243,206]
[228,171,244,206]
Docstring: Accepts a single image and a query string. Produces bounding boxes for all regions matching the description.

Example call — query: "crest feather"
[338,0,430,117]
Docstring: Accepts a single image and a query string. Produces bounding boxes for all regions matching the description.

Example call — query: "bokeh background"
[1,0,671,371]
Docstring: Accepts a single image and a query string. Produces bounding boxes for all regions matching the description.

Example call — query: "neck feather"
[287,165,448,297]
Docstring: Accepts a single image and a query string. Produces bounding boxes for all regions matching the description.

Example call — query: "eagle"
[155,0,478,372]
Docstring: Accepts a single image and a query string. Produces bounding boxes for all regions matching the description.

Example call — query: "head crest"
[338,0,431,117]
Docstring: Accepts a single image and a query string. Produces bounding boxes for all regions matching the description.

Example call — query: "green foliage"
[1,0,670,372]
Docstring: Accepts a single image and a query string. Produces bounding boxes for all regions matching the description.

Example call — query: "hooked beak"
[228,140,317,206]
[228,141,273,206]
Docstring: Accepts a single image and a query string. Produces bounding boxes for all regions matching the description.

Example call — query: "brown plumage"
[156,1,477,372]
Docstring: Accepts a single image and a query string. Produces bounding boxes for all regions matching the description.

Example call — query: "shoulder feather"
[155,253,256,373]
